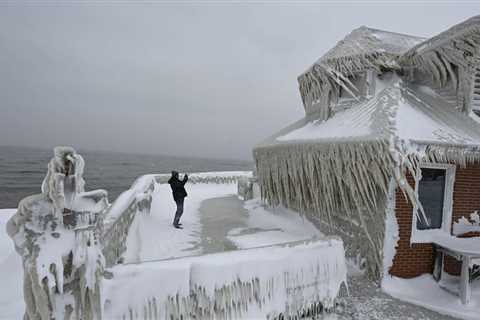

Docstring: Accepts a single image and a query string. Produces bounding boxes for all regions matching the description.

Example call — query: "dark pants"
[173,198,184,225]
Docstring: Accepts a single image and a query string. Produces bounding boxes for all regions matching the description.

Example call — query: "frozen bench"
[432,233,480,305]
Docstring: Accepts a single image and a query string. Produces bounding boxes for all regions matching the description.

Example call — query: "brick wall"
[389,173,434,278]
[389,164,480,278]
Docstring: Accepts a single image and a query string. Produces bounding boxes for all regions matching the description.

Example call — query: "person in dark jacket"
[168,170,188,228]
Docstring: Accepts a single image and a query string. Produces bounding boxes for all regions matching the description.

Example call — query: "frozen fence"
[103,238,347,320]
[154,171,253,185]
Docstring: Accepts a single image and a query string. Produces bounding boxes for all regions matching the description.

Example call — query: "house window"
[338,72,367,100]
[416,168,446,230]
[411,164,456,243]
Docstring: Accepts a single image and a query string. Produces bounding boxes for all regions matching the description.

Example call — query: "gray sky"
[1,1,479,160]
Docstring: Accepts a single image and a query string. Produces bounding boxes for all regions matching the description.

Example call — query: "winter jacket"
[168,175,188,201]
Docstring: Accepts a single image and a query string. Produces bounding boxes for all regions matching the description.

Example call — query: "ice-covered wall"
[103,238,347,320]
[102,175,156,267]
[7,147,108,320]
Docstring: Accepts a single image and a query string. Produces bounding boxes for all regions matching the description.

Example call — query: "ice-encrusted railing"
[103,238,348,320]
[101,172,252,267]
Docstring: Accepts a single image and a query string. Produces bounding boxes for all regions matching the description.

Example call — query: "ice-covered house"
[254,16,480,284]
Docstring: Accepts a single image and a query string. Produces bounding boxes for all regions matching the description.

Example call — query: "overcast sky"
[1,1,479,160]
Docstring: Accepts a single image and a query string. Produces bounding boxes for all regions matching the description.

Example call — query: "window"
[416,168,446,230]
[339,74,365,100]
[411,164,456,243]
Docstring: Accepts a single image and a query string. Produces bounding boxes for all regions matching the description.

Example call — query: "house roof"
[319,26,425,65]
[257,75,480,152]
[301,27,425,78]
[297,27,425,117]
[401,15,480,60]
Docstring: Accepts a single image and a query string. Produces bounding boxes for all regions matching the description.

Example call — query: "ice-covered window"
[411,164,456,243]
[339,74,365,100]
[416,168,446,230]
[337,71,375,105]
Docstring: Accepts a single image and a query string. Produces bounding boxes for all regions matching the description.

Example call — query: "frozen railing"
[103,238,348,320]
[154,171,253,185]
[101,172,252,267]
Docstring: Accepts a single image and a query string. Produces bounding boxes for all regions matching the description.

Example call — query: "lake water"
[0,146,252,209]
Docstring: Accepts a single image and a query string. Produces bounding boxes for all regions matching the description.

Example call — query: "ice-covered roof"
[298,27,425,118]
[401,15,480,59]
[319,27,424,65]
[260,76,480,150]
[301,27,425,77]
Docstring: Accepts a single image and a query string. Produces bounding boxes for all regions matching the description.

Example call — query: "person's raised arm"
[181,174,188,185]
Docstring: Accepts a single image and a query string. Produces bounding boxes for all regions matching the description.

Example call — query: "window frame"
[410,163,456,243]
[337,71,374,103]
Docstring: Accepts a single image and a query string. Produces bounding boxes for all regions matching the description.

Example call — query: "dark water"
[0,146,253,209]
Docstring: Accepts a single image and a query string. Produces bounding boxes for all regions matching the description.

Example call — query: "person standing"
[168,170,188,229]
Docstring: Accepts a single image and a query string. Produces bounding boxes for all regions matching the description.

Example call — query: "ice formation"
[453,211,480,236]
[7,147,108,320]
[254,16,480,279]
[103,239,347,320]
[400,16,480,115]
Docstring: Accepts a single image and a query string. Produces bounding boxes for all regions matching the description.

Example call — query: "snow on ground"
[123,182,239,263]
[336,273,458,320]
[382,275,480,320]
[0,209,24,318]
[0,182,469,320]
[227,198,322,248]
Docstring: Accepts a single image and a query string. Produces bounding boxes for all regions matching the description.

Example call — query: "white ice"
[227,198,322,248]
[383,274,480,320]
[0,209,24,318]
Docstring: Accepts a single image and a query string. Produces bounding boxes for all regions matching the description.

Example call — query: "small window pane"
[417,168,446,230]
[339,74,365,99]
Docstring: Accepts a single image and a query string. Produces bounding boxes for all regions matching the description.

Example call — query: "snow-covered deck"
[103,173,345,318]
[121,173,322,263]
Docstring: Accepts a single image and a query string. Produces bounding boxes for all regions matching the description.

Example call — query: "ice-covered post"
[7,147,108,320]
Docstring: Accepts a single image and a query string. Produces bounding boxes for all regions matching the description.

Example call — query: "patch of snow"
[382,274,480,320]
[0,209,23,318]
[123,182,238,262]
[453,211,480,236]
[429,232,480,256]
[277,105,372,141]
[227,198,322,248]
[395,95,474,145]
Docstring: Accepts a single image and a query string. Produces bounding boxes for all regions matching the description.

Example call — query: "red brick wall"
[451,164,480,226]
[389,164,480,278]
[389,173,434,278]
